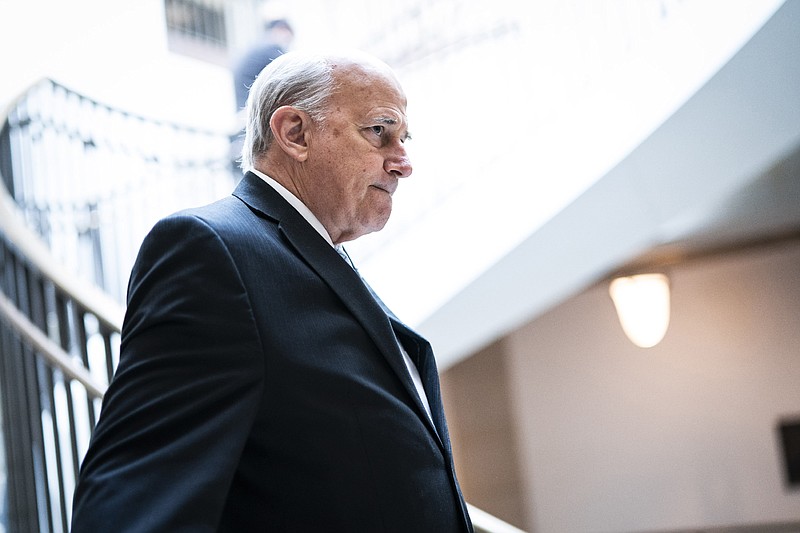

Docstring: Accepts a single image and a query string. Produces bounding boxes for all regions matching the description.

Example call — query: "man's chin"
[353,210,392,240]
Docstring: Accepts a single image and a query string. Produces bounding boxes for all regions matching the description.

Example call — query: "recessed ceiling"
[621,141,800,273]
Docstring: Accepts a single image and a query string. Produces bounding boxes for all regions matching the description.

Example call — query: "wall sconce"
[609,273,671,348]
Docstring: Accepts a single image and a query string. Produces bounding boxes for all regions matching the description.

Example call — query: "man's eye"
[370,125,384,136]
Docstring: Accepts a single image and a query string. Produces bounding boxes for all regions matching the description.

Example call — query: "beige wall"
[442,239,800,532]
[441,339,528,529]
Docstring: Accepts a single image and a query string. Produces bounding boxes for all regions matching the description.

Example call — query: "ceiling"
[620,141,800,274]
[421,0,800,369]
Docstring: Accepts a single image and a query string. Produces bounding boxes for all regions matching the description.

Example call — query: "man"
[71,50,474,532]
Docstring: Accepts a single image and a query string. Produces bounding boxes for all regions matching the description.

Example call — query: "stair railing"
[0,77,233,533]
[0,187,120,532]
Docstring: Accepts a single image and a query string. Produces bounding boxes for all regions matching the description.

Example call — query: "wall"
[493,240,800,531]
[441,339,528,529]
[443,240,800,531]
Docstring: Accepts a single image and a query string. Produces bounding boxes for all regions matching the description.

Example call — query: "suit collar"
[247,168,334,246]
[233,172,444,446]
[233,171,295,223]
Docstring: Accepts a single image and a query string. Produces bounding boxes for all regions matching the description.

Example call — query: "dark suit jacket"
[71,171,473,532]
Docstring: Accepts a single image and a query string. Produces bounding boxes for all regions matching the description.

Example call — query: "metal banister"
[0,181,124,336]
[468,504,527,533]
[0,79,123,533]
[0,290,105,400]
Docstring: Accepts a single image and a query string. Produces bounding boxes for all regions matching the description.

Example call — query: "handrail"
[0,185,124,335]
[2,77,237,304]
[0,78,125,334]
[468,503,527,533]
[0,79,120,533]
[0,290,105,399]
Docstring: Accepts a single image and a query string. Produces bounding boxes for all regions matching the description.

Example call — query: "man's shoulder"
[153,193,278,244]
[169,194,248,225]
[178,193,245,218]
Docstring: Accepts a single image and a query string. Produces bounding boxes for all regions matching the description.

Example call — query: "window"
[164,0,229,65]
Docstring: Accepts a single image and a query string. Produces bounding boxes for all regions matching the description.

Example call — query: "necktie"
[335,245,357,271]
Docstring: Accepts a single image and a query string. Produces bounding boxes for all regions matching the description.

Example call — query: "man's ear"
[270,106,311,162]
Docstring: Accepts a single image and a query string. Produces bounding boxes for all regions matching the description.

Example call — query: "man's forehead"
[327,59,409,123]
[333,82,407,121]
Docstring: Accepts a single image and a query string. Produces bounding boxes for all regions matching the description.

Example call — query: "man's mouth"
[371,183,396,196]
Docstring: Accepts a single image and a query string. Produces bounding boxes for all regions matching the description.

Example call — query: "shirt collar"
[249,168,334,247]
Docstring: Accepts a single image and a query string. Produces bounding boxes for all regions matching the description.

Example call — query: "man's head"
[242,50,413,244]
[264,19,294,49]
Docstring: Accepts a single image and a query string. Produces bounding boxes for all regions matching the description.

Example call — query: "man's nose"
[385,144,413,178]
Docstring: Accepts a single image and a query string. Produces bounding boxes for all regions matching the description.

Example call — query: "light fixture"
[609,273,671,348]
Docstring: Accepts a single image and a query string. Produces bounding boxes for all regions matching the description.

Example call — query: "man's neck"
[249,168,335,247]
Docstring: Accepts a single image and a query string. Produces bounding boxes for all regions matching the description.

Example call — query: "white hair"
[240,51,337,170]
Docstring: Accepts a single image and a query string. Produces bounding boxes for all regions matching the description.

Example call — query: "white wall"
[505,242,800,531]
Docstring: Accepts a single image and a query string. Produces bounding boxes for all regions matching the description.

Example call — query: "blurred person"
[71,49,474,532]
[233,18,294,112]
[229,18,294,173]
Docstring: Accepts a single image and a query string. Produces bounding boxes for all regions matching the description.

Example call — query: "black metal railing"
[0,206,121,533]
[2,78,236,304]
[0,78,233,532]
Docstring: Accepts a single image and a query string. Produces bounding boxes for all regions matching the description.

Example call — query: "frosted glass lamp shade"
[609,273,671,348]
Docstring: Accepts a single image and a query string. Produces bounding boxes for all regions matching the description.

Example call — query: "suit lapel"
[389,318,448,445]
[362,281,447,444]
[233,173,442,443]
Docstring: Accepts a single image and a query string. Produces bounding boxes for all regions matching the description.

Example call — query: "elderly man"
[71,50,473,532]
